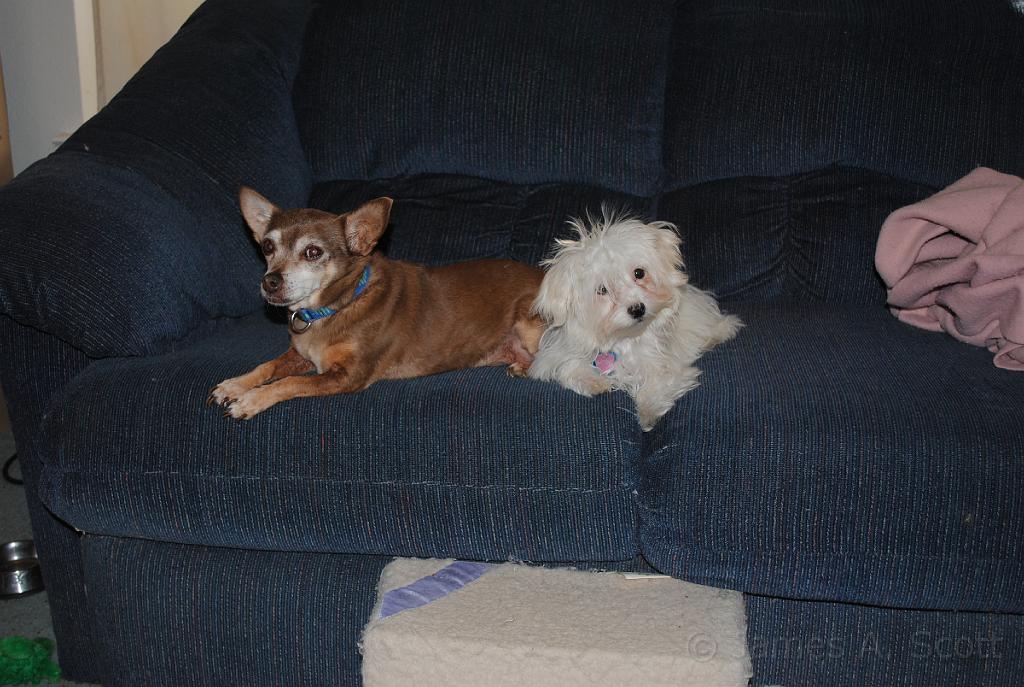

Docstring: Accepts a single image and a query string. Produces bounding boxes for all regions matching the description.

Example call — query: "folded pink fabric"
[875,167,1024,371]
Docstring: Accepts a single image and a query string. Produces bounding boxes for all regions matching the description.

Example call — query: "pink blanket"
[875,167,1024,371]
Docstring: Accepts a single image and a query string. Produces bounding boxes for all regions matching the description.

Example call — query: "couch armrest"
[0,0,313,357]
[0,317,99,681]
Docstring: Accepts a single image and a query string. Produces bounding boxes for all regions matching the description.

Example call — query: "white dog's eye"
[634,268,645,280]
[596,285,608,296]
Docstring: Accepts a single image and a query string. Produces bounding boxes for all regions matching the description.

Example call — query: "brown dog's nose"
[262,272,283,294]
[628,302,646,320]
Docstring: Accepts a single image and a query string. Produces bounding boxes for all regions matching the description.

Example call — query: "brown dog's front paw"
[207,390,235,407]
[208,377,252,407]
[223,388,271,420]
[506,362,530,378]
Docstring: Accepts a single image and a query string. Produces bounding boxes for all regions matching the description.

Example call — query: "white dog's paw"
[582,375,614,396]
[705,313,743,350]
[561,369,613,397]
[207,377,253,407]
[633,371,699,431]
[636,404,666,432]
[636,398,671,432]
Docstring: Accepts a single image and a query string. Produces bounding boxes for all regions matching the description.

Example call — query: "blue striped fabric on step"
[378,561,492,619]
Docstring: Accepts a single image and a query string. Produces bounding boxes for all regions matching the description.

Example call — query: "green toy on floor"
[0,637,60,686]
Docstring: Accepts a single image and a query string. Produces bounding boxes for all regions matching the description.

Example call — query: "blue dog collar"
[351,264,372,299]
[290,265,371,333]
[295,306,336,324]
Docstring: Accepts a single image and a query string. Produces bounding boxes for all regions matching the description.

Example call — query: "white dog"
[528,210,741,431]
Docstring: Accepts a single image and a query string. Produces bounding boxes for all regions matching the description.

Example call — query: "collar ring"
[289,310,313,334]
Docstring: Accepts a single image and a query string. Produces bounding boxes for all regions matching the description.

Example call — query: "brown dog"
[208,188,545,419]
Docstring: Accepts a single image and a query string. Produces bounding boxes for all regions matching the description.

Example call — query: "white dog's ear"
[532,258,577,328]
[650,221,683,268]
[650,221,688,284]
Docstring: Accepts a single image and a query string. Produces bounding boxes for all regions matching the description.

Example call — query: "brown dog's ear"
[344,197,393,256]
[239,187,280,241]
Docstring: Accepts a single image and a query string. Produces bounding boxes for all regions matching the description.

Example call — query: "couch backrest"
[291,0,676,197]
[662,0,1024,191]
[294,0,1024,307]
[658,0,1024,304]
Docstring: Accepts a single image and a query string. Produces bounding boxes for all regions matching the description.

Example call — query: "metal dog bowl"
[1,540,44,597]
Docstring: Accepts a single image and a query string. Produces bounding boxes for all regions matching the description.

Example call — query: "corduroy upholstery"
[659,167,937,305]
[42,312,639,563]
[292,0,675,196]
[745,595,1024,687]
[306,176,651,267]
[0,0,313,357]
[81,537,390,687]
[663,0,1024,189]
[640,303,1024,612]
[0,0,1022,685]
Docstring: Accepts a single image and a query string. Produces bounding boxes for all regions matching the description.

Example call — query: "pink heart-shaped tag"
[593,351,618,375]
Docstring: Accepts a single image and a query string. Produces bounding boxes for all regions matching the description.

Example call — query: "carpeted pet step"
[361,558,751,687]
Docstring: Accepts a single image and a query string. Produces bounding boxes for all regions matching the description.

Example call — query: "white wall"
[1,54,13,185]
[0,0,88,174]
[96,0,200,104]
[0,0,200,176]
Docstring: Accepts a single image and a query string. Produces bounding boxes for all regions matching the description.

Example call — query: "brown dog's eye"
[304,245,323,261]
[261,239,274,255]
[634,268,645,280]
[596,285,608,296]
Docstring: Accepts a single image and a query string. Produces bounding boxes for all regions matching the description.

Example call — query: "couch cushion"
[664,0,1024,189]
[746,596,1024,687]
[308,175,651,266]
[639,302,1024,612]
[81,537,391,687]
[658,166,935,305]
[293,0,675,196]
[40,312,641,562]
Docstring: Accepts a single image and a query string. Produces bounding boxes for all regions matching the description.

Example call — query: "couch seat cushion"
[41,313,641,562]
[640,303,1024,612]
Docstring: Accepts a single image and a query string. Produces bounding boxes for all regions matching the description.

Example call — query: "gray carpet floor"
[1,431,96,686]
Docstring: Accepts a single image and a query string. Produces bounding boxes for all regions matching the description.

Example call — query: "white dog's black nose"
[628,302,646,320]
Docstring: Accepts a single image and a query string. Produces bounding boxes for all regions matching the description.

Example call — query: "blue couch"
[1,1,1022,684]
